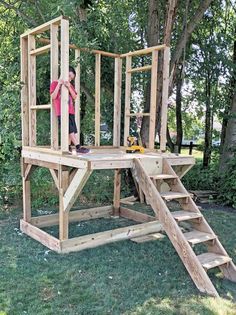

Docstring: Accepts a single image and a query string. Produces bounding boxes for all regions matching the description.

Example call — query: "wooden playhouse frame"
[20,16,236,297]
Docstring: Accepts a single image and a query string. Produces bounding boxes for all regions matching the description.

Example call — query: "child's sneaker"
[76,145,90,154]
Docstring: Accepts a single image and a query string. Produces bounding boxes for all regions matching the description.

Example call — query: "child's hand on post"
[58,78,64,86]
[64,81,70,88]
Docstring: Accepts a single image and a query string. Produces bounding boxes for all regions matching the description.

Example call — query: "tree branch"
[0,0,37,27]
[169,0,214,89]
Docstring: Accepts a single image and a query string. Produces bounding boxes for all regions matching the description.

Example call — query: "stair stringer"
[163,158,236,282]
[133,158,219,297]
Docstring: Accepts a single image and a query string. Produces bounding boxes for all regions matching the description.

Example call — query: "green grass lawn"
[0,205,236,315]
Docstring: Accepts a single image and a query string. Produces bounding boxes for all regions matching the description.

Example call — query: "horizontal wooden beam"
[37,38,120,58]
[30,205,113,228]
[21,16,64,37]
[120,206,156,223]
[22,148,88,168]
[20,219,61,252]
[127,65,152,73]
[120,44,166,58]
[60,220,162,253]
[29,44,51,56]
[24,157,59,170]
[30,104,51,110]
[90,160,133,170]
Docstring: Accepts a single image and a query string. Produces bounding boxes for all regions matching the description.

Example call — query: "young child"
[50,66,89,154]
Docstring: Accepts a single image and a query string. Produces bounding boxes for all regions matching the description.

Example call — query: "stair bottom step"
[197,252,232,270]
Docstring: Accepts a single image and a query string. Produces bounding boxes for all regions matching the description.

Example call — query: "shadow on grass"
[0,206,236,315]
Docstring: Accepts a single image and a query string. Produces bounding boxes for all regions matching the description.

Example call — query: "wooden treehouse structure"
[20,16,236,297]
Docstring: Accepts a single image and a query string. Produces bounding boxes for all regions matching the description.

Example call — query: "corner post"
[20,36,29,146]
[95,53,101,146]
[124,56,132,145]
[160,46,170,151]
[60,18,69,153]
[59,165,69,240]
[50,23,59,150]
[149,50,158,149]
[21,158,31,222]
[75,49,81,141]
[113,57,122,147]
[28,34,37,146]
[113,169,121,216]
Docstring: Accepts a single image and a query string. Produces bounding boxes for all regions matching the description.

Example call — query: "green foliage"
[182,160,220,191]
[218,157,236,208]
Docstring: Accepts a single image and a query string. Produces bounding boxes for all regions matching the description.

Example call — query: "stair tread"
[150,174,178,180]
[197,252,232,270]
[184,230,216,245]
[161,191,189,200]
[171,210,202,222]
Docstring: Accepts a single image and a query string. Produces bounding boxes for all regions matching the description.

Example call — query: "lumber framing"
[60,220,162,253]
[113,57,122,146]
[30,205,113,228]
[160,46,170,151]
[149,50,158,149]
[21,16,170,153]
[28,34,36,146]
[95,53,101,146]
[124,56,132,145]
[75,49,81,139]
[113,169,121,216]
[60,18,69,153]
[20,36,29,146]
[50,23,59,150]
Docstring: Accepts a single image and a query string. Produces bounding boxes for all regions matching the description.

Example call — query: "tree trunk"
[169,0,214,90]
[220,31,236,170]
[176,67,183,153]
[203,71,212,167]
[141,0,178,147]
[140,0,161,146]
[141,0,213,150]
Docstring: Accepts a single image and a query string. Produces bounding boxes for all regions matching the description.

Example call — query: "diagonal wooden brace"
[63,168,92,212]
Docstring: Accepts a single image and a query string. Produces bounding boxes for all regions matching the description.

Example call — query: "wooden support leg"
[23,178,31,222]
[59,167,69,240]
[21,158,34,222]
[113,169,121,216]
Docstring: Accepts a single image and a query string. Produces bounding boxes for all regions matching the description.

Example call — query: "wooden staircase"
[133,157,236,297]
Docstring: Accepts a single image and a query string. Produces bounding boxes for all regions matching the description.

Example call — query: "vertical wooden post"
[95,53,101,146]
[124,56,132,145]
[75,49,81,140]
[28,34,37,146]
[22,159,31,222]
[59,166,69,240]
[50,23,59,150]
[20,36,29,146]
[113,169,121,216]
[160,46,170,151]
[149,50,158,149]
[60,18,69,153]
[113,57,122,147]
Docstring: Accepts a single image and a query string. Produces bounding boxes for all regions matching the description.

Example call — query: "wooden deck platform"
[22,146,195,171]
[20,146,195,253]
